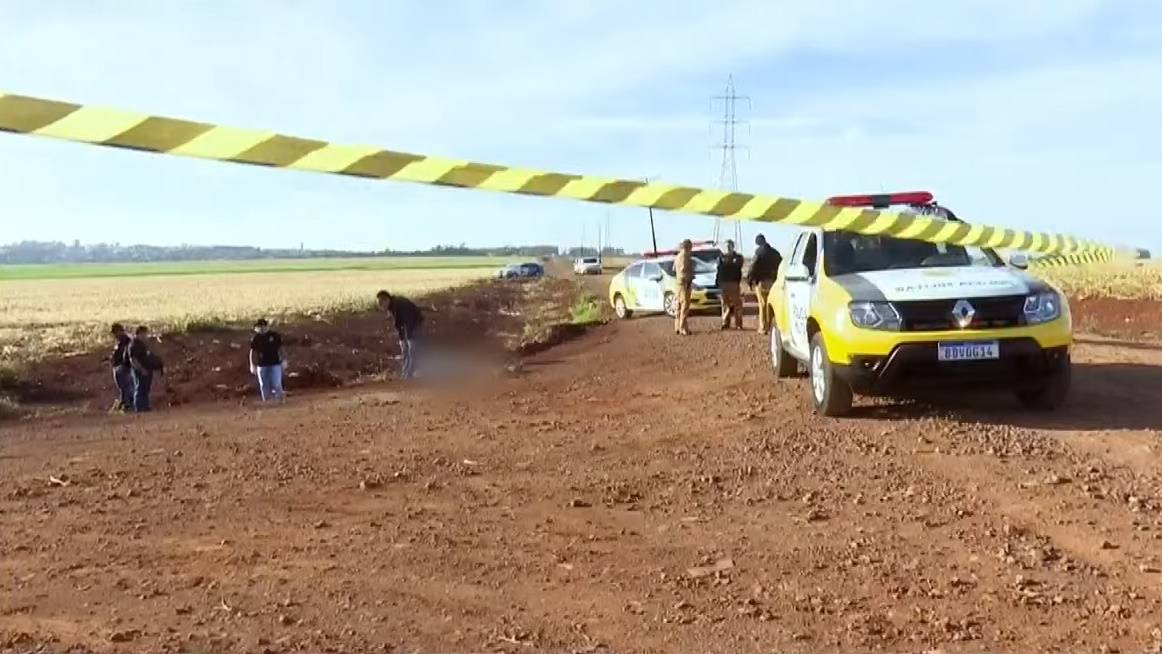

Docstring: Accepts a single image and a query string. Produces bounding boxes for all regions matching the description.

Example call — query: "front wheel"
[613,294,633,320]
[663,292,677,318]
[1016,357,1071,410]
[769,324,796,379]
[809,332,853,417]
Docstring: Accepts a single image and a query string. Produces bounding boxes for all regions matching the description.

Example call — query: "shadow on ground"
[851,362,1162,432]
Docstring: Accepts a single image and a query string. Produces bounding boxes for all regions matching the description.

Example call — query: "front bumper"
[688,289,722,309]
[833,339,1070,396]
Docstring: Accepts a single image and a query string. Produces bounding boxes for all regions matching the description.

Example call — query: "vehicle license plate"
[938,341,999,361]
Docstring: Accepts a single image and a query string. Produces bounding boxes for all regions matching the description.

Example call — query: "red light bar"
[826,191,934,209]
[643,240,717,258]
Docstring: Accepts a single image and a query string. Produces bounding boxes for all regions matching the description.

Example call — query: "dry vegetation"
[0,267,494,365]
[1034,260,1162,300]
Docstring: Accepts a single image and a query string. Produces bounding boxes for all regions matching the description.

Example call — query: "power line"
[710,75,750,244]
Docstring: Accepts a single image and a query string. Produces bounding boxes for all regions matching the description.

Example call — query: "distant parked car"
[573,257,603,275]
[497,262,545,279]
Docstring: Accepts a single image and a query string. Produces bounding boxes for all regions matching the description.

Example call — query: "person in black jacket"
[746,234,783,335]
[715,240,745,330]
[109,323,134,412]
[377,290,424,380]
[126,325,163,412]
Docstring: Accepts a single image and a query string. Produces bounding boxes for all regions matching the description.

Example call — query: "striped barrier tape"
[0,92,1126,259]
[1029,252,1113,268]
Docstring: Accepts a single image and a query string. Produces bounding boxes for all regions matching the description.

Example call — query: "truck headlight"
[849,301,902,331]
[1023,291,1061,324]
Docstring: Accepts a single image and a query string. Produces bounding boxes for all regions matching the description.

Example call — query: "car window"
[789,233,806,266]
[641,262,662,279]
[802,234,818,276]
[823,231,1002,276]
[658,258,715,276]
[693,250,720,265]
[625,263,643,278]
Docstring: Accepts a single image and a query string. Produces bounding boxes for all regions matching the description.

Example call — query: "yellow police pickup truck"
[767,193,1072,416]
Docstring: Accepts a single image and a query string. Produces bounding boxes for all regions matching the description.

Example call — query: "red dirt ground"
[3,273,1162,653]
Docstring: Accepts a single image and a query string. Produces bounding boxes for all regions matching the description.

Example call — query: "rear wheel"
[1017,356,1071,410]
[613,294,633,320]
[663,292,677,318]
[809,332,853,417]
[769,324,796,378]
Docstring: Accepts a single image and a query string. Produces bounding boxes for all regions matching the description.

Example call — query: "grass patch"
[569,292,605,326]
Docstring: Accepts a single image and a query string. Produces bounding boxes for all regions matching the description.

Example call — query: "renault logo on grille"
[952,299,976,328]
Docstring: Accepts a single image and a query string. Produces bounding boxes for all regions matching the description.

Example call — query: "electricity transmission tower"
[710,75,750,244]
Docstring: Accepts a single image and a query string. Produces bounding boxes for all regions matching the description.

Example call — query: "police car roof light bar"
[642,240,717,258]
[826,191,935,209]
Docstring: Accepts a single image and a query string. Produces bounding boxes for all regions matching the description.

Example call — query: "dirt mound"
[1071,296,1162,339]
[6,276,582,414]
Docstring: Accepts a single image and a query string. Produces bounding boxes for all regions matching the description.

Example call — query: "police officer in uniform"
[747,234,783,335]
[673,239,694,336]
[716,240,745,329]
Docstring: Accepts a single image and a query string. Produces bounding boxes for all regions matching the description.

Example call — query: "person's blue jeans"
[132,369,153,412]
[256,364,285,401]
[113,366,134,411]
[400,330,421,380]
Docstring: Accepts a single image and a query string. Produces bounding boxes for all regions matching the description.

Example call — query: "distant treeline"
[0,241,629,265]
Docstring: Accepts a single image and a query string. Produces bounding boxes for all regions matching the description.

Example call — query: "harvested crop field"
[2,269,1162,653]
[0,257,509,365]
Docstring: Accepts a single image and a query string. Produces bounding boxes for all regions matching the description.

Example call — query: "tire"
[613,294,633,320]
[1016,356,1071,410]
[809,332,853,417]
[663,292,677,318]
[769,324,796,379]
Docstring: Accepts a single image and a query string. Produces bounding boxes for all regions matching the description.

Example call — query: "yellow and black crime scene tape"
[1029,252,1113,268]
[0,92,1129,261]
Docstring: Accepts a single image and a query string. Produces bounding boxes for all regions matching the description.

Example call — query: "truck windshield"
[824,231,1001,276]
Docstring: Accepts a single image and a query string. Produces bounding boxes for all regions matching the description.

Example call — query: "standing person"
[716,240,745,330]
[376,290,424,380]
[249,318,286,402]
[109,323,134,412]
[746,234,783,335]
[127,325,163,412]
[673,239,694,336]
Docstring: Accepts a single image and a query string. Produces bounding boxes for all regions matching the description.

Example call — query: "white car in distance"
[573,257,603,275]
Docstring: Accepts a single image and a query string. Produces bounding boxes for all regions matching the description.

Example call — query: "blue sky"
[1,1,1160,256]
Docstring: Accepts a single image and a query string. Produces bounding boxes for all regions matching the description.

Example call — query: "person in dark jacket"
[746,234,783,335]
[715,240,745,330]
[109,323,134,412]
[126,325,162,412]
[377,290,424,379]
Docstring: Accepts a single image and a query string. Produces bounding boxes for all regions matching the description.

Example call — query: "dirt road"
[3,277,1162,652]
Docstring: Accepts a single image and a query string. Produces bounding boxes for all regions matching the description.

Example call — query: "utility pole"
[643,177,658,253]
[710,75,750,245]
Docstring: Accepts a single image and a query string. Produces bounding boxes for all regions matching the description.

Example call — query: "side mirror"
[648,274,664,282]
[785,263,812,282]
[1008,253,1029,270]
